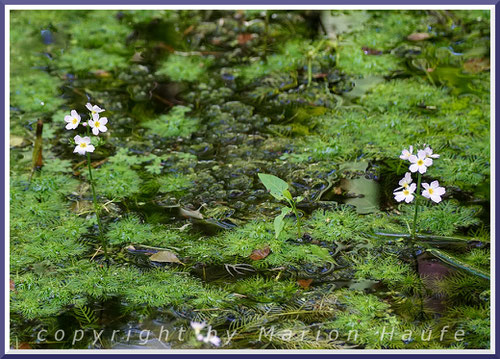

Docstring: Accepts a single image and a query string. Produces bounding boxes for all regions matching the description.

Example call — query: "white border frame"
[4,4,496,355]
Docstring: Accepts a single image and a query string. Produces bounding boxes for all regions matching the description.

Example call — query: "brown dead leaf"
[150,250,183,264]
[249,246,270,261]
[17,342,31,349]
[463,58,490,74]
[237,33,253,45]
[407,32,431,41]
[362,46,383,55]
[10,279,16,292]
[297,279,313,289]
[93,70,111,78]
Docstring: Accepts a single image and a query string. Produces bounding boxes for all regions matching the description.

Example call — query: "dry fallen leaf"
[150,250,183,264]
[249,246,270,261]
[407,32,431,41]
[180,207,204,220]
[463,58,490,74]
[10,279,16,292]
[297,279,313,289]
[237,33,253,45]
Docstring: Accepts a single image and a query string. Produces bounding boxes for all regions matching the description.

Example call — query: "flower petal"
[82,136,91,144]
[417,149,427,159]
[418,166,427,174]
[405,194,414,203]
[394,193,406,202]
[408,155,418,163]
[430,180,439,188]
[64,115,73,123]
[430,194,442,203]
[99,125,107,132]
[422,182,430,189]
[409,164,419,172]
[422,190,430,199]
[435,187,446,195]
[74,135,82,144]
[92,127,99,136]
[86,103,93,111]
[99,117,108,125]
[65,123,74,130]
[87,145,95,152]
[423,158,433,166]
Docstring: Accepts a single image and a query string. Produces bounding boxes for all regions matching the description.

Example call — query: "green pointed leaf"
[274,207,292,239]
[258,173,289,201]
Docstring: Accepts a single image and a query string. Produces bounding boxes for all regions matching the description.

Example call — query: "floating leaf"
[258,173,289,201]
[427,248,489,280]
[150,251,183,264]
[10,135,25,147]
[339,161,369,173]
[249,245,271,261]
[340,177,379,214]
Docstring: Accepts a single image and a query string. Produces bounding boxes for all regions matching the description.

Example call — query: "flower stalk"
[86,150,109,264]
[64,102,110,265]
[411,172,422,239]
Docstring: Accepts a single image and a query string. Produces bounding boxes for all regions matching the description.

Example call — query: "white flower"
[409,150,433,174]
[190,321,206,335]
[394,183,416,203]
[207,335,221,347]
[64,110,81,130]
[395,172,413,191]
[86,103,105,116]
[423,146,440,159]
[422,181,446,203]
[73,135,95,155]
[202,334,221,347]
[88,114,108,136]
[399,145,413,160]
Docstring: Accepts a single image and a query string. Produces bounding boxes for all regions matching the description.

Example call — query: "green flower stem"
[307,56,312,87]
[85,125,109,265]
[411,172,422,239]
[290,202,302,238]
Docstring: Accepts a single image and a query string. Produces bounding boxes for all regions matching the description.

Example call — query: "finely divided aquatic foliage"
[9,9,490,350]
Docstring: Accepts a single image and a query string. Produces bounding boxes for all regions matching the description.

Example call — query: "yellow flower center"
[428,188,434,195]
[417,159,424,166]
[80,143,87,148]
[72,118,78,124]
[403,183,408,189]
[403,189,409,196]
[92,110,96,115]
[95,121,100,127]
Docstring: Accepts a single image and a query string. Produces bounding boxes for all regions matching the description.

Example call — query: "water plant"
[394,145,445,239]
[258,173,303,239]
[64,103,109,263]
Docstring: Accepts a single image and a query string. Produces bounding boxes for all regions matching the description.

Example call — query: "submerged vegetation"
[10,9,490,350]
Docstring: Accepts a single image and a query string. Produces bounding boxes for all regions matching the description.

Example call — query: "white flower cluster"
[394,146,445,203]
[64,103,108,155]
[190,322,221,347]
